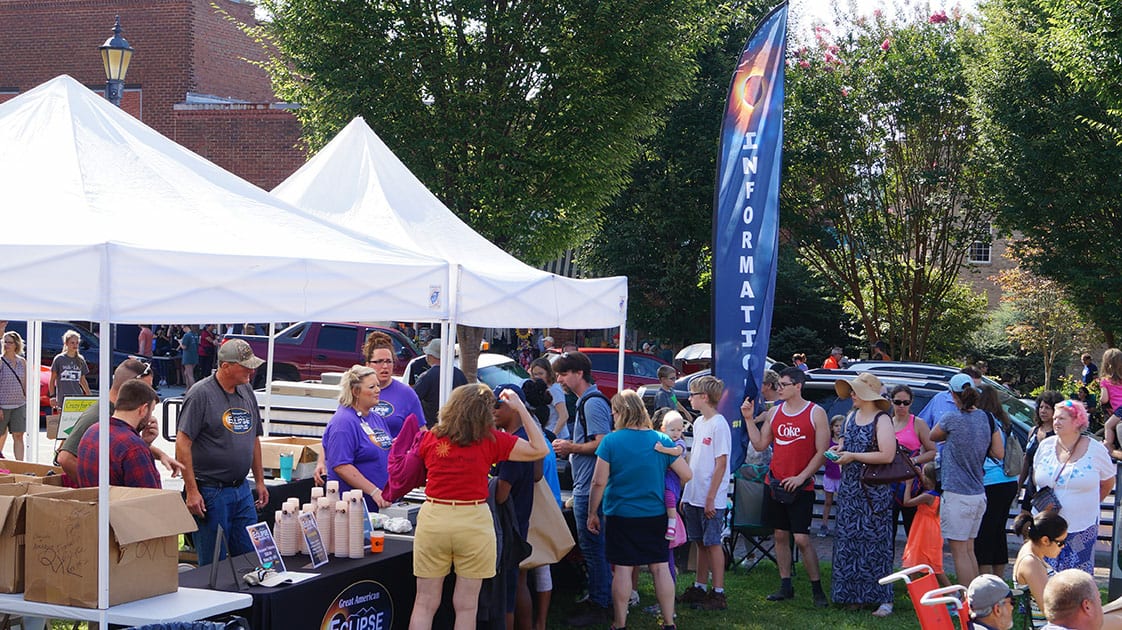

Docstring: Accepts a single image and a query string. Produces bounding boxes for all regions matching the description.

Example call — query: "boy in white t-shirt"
[676,375,731,611]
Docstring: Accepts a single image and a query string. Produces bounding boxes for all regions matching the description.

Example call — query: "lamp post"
[99,15,133,107]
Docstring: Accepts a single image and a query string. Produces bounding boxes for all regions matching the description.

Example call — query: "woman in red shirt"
[408,384,549,630]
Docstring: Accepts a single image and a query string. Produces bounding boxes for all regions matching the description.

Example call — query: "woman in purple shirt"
[323,365,393,511]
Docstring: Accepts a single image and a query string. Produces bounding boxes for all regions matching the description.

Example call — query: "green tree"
[992,250,1095,389]
[968,0,1122,345]
[1037,0,1122,139]
[582,7,767,346]
[255,0,719,266]
[782,9,989,361]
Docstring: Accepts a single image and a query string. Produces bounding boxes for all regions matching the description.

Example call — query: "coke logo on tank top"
[774,422,806,445]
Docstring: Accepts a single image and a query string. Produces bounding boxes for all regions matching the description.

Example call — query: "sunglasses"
[368,359,394,366]
[892,399,912,406]
[1054,536,1068,548]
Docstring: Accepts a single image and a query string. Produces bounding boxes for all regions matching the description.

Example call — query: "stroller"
[879,565,971,629]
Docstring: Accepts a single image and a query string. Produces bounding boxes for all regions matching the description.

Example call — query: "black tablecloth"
[179,539,415,630]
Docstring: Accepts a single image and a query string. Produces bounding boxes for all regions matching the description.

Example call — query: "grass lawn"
[546,562,999,630]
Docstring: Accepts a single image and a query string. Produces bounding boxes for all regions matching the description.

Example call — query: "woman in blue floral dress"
[828,373,898,617]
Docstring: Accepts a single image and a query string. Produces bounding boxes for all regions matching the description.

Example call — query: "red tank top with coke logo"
[769,401,818,491]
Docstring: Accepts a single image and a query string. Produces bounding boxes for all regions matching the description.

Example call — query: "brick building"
[0,0,304,189]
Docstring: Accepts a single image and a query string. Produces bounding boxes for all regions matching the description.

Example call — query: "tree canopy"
[968,0,1122,345]
[781,8,989,361]
[255,0,719,265]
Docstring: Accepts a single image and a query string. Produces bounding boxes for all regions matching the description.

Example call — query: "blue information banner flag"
[712,2,787,472]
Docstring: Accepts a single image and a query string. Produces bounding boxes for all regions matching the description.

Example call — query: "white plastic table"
[0,587,252,629]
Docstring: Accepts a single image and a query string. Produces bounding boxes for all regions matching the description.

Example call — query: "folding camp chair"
[880,565,970,630]
[724,467,777,572]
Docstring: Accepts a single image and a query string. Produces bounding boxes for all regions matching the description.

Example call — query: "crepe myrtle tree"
[244,0,721,373]
[781,7,989,361]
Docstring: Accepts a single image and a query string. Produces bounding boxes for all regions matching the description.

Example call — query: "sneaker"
[813,591,829,608]
[676,585,707,605]
[872,603,893,617]
[817,524,830,538]
[566,603,612,628]
[629,590,640,608]
[697,590,727,611]
[766,588,795,602]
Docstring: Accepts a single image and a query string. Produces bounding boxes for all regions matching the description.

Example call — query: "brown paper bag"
[520,479,575,570]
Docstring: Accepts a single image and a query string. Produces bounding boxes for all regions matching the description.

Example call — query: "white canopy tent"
[272,118,630,393]
[0,76,451,623]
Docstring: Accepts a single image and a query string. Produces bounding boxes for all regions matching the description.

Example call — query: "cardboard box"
[0,483,64,593]
[259,437,323,480]
[24,487,197,608]
[0,461,63,479]
[0,473,65,487]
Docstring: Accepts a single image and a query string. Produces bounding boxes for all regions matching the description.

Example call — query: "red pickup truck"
[224,322,421,384]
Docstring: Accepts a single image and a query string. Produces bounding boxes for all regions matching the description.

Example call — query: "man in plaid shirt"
[76,379,162,489]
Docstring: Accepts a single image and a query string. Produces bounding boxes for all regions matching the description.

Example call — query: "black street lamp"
[99,16,133,107]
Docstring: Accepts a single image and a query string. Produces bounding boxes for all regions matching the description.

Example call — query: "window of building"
[968,225,993,264]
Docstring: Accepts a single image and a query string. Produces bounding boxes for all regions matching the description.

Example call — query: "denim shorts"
[681,503,725,547]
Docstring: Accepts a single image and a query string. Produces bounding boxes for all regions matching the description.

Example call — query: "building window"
[969,223,996,262]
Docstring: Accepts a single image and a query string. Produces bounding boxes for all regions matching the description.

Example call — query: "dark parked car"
[640,364,1032,448]
[4,320,132,391]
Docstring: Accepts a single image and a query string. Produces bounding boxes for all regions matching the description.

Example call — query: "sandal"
[872,603,893,618]
[664,525,676,540]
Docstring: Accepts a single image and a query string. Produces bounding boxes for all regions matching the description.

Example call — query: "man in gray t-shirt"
[176,339,267,565]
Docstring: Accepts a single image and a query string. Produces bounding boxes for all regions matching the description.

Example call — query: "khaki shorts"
[940,491,987,541]
[413,502,496,579]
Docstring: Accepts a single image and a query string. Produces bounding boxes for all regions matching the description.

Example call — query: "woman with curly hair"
[363,331,425,437]
[408,383,549,630]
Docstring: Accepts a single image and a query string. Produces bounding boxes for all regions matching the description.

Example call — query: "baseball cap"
[967,574,1021,618]
[492,384,527,405]
[949,373,974,393]
[217,339,264,369]
[423,339,442,359]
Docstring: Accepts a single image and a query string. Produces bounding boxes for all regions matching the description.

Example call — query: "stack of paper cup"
[317,497,334,554]
[311,486,325,504]
[347,490,365,558]
[278,504,297,556]
[326,481,340,506]
[334,501,349,557]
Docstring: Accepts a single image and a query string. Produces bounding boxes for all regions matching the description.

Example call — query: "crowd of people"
[9,325,1122,629]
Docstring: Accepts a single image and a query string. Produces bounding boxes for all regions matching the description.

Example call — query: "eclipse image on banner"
[321,580,394,630]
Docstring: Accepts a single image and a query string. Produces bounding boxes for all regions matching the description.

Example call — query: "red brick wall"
[0,0,303,189]
[189,0,274,101]
[172,106,305,190]
[0,0,192,132]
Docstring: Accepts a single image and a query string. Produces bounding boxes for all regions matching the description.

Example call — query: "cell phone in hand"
[824,450,841,462]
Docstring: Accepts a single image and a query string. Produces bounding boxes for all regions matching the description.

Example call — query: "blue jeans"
[192,483,257,566]
[572,493,611,608]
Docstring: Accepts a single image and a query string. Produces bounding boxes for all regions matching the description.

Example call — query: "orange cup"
[370,532,384,553]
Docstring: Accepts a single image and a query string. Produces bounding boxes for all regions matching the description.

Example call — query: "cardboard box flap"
[108,487,197,545]
[0,461,62,478]
[259,437,323,467]
[0,483,63,536]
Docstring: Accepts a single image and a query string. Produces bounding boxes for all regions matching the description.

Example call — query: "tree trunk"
[458,325,486,384]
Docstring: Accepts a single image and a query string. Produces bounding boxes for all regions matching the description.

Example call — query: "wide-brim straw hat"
[835,372,890,411]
